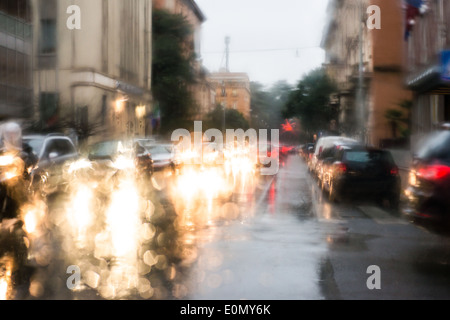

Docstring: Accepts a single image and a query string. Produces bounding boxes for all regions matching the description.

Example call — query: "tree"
[205,105,250,131]
[385,109,403,139]
[384,99,413,139]
[282,68,337,139]
[250,80,292,130]
[152,9,197,134]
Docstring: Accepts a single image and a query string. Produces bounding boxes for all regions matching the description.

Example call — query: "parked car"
[310,136,359,177]
[315,142,358,189]
[299,143,315,161]
[403,129,450,225]
[23,134,79,194]
[322,145,401,208]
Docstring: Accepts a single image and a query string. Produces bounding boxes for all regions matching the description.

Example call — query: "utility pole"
[357,1,366,144]
[222,36,230,132]
[225,36,230,72]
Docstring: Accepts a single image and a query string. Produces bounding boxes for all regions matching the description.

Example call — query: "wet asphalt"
[13,153,450,300]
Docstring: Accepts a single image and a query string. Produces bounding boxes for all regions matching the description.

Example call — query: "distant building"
[30,0,153,142]
[0,0,33,121]
[208,71,251,121]
[404,0,450,150]
[321,0,411,147]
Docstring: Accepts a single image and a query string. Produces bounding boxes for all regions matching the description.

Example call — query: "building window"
[39,92,58,126]
[40,19,56,54]
[78,106,89,132]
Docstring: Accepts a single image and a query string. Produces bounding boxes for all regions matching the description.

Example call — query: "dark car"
[87,139,153,177]
[316,141,361,188]
[299,143,315,161]
[403,130,450,225]
[322,145,401,208]
[23,134,79,194]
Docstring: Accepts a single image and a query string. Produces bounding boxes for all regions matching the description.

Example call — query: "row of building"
[0,0,251,144]
[321,0,450,150]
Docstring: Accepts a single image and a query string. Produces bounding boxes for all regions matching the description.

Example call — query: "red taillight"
[334,162,347,173]
[390,166,399,176]
[418,164,450,181]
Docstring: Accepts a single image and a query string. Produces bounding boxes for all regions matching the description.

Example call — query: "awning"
[406,51,450,94]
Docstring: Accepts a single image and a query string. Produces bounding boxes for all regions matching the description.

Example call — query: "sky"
[195,0,330,89]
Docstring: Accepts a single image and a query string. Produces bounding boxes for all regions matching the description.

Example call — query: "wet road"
[17,153,450,300]
[175,154,450,300]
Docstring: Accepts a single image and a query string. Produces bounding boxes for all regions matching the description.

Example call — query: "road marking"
[358,206,408,225]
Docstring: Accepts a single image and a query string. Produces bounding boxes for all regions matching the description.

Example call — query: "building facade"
[208,71,251,121]
[153,0,215,120]
[321,0,411,147]
[30,0,153,143]
[404,0,450,150]
[0,0,33,121]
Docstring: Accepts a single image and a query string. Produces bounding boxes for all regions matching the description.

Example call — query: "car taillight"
[390,166,399,176]
[418,164,450,181]
[334,162,347,173]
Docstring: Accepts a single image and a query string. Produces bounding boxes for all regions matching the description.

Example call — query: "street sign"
[441,50,450,82]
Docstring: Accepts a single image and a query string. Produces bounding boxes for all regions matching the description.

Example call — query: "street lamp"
[115,97,127,113]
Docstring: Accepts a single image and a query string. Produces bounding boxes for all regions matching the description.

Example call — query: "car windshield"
[135,139,155,148]
[147,145,171,155]
[23,138,45,156]
[89,141,120,158]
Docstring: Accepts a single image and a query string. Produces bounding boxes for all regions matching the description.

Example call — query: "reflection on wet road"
[13,153,450,300]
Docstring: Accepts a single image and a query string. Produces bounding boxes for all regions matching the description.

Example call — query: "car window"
[89,141,119,158]
[320,147,336,159]
[43,139,76,158]
[55,139,76,156]
[343,150,394,165]
[148,145,171,154]
[23,138,45,156]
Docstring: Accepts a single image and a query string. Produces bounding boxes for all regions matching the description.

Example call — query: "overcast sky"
[195,0,330,89]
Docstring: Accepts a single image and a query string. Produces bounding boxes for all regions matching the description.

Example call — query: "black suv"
[322,145,401,208]
[403,129,450,225]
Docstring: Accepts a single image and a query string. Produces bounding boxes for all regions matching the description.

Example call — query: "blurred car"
[145,144,176,171]
[134,137,156,149]
[310,136,359,177]
[299,143,315,161]
[87,139,153,177]
[322,145,401,208]
[309,136,359,176]
[23,134,79,194]
[403,129,450,224]
[316,140,362,188]
[277,143,294,164]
